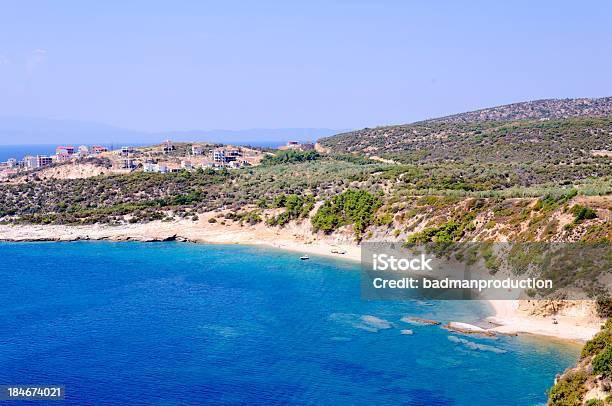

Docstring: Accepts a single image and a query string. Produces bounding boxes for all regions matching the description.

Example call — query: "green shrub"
[581,331,612,358]
[570,205,597,224]
[267,194,314,227]
[405,213,475,244]
[547,371,587,406]
[596,297,612,318]
[375,212,394,227]
[592,345,612,377]
[261,150,320,165]
[311,189,381,237]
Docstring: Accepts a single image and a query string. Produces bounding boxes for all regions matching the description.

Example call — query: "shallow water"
[0,242,579,405]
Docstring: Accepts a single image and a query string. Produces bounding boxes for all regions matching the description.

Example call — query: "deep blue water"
[0,144,138,162]
[0,242,579,405]
[0,145,58,161]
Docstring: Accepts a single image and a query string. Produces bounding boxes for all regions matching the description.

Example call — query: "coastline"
[485,300,602,343]
[0,220,603,343]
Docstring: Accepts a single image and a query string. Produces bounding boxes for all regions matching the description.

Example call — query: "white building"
[191,144,204,155]
[213,150,226,163]
[23,155,37,169]
[162,140,174,153]
[143,163,168,173]
[121,158,136,169]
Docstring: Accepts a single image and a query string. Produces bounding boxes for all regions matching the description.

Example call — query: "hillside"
[319,97,612,168]
[431,96,612,123]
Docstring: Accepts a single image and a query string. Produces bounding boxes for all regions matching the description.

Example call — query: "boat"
[300,255,310,260]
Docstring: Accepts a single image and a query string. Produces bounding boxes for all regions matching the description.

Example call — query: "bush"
[592,345,612,377]
[405,213,475,244]
[208,217,217,223]
[261,150,320,165]
[375,212,394,226]
[267,194,314,227]
[547,371,587,406]
[596,297,612,318]
[311,189,381,237]
[570,205,597,224]
[581,331,612,358]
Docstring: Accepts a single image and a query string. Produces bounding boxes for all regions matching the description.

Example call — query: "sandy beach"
[0,219,604,342]
[486,300,602,342]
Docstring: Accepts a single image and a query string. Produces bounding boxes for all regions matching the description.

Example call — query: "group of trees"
[265,193,315,226]
[311,189,381,237]
[405,212,476,243]
[261,150,320,165]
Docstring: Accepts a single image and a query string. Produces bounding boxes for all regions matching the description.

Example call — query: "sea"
[0,145,59,162]
[0,242,579,405]
[0,145,123,162]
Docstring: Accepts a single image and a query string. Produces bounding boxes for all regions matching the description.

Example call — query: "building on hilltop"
[77,145,89,156]
[36,155,53,167]
[279,141,314,151]
[56,146,75,155]
[191,144,204,155]
[213,148,242,164]
[121,158,136,169]
[213,149,226,163]
[23,155,37,169]
[91,146,108,154]
[54,153,72,163]
[143,163,168,173]
[162,140,175,153]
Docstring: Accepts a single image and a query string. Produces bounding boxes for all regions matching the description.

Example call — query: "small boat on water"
[300,255,310,260]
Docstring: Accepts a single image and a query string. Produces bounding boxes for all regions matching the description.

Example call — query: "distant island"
[0,96,610,404]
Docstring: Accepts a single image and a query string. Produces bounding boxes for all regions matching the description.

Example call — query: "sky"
[0,0,611,134]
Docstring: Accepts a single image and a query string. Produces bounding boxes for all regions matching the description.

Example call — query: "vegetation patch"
[311,189,381,237]
[265,194,315,226]
[261,150,320,165]
[405,212,476,244]
[547,371,588,406]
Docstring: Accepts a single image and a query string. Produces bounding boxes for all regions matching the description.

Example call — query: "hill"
[431,96,612,123]
[318,97,612,165]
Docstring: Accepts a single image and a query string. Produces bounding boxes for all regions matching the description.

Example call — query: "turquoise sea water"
[0,242,579,405]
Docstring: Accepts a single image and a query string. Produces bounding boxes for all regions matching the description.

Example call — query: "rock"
[443,322,496,337]
[400,317,441,325]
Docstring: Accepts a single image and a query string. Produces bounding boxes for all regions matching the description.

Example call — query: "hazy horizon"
[1,0,611,143]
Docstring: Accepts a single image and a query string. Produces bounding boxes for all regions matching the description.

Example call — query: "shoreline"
[485,300,602,343]
[0,220,603,343]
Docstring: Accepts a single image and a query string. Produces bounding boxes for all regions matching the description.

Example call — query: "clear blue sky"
[1,0,611,132]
